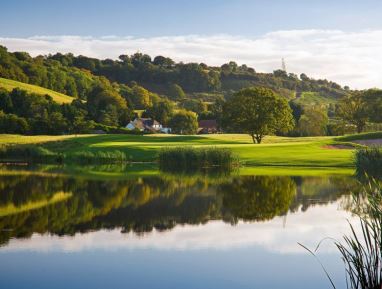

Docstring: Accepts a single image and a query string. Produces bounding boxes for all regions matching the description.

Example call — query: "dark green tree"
[145,100,174,125]
[337,92,369,133]
[180,99,207,115]
[297,106,328,136]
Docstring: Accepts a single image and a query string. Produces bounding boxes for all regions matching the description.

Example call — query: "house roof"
[198,120,217,129]
[132,118,161,129]
[142,119,160,126]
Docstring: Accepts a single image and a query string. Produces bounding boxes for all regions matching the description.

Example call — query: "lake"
[0,164,360,289]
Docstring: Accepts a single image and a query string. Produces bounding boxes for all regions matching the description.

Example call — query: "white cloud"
[1,30,382,89]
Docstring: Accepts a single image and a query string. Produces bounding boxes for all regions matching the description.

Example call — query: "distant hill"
[0,77,74,104]
[0,44,351,110]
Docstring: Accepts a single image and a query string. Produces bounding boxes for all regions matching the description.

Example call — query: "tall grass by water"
[335,180,382,289]
[355,147,382,179]
[0,145,58,163]
[64,150,128,164]
[158,146,238,173]
[301,179,382,289]
[0,145,129,164]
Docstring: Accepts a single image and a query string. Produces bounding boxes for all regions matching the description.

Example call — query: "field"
[291,91,336,107]
[0,133,363,167]
[0,77,75,104]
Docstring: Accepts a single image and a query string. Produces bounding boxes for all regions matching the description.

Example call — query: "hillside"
[0,45,350,106]
[0,44,362,137]
[0,77,75,104]
[291,91,337,108]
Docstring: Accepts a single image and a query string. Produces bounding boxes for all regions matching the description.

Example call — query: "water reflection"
[0,167,360,247]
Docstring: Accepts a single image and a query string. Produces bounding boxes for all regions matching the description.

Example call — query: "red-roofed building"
[198,120,219,134]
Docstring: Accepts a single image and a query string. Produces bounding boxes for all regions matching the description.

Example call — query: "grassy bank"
[0,133,376,167]
[0,77,75,104]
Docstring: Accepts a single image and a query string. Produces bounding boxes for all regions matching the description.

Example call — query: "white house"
[126,118,171,133]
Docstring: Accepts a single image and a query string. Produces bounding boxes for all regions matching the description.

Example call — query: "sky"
[2,0,382,88]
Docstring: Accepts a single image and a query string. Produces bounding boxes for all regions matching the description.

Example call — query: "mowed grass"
[13,133,355,167]
[0,77,75,104]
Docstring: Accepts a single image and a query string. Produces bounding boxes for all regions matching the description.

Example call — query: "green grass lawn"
[3,133,355,168]
[0,77,75,104]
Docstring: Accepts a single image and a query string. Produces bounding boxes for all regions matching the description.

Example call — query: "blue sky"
[2,0,382,37]
[2,0,382,88]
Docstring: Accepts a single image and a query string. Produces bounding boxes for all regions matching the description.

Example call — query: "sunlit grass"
[0,77,75,104]
[0,133,359,167]
[0,134,88,145]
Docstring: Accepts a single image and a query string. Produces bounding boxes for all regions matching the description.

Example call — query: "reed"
[301,179,382,289]
[64,150,128,164]
[0,145,58,162]
[355,148,382,179]
[335,180,382,289]
[0,145,128,164]
[158,146,238,173]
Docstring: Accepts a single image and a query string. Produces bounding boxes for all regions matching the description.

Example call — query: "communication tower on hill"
[281,58,287,72]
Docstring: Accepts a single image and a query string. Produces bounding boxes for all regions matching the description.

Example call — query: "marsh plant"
[0,145,57,162]
[158,146,239,173]
[301,179,382,289]
[336,180,382,289]
[0,144,129,164]
[63,150,128,164]
[355,148,382,179]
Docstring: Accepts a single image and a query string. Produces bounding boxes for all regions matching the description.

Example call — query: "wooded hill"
[0,44,357,135]
[0,45,349,107]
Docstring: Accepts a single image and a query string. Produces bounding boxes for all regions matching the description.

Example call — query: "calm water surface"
[0,165,360,289]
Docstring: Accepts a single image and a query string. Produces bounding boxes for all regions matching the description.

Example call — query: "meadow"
[0,77,75,104]
[0,133,368,167]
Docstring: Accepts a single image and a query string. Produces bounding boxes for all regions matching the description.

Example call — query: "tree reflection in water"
[0,168,359,247]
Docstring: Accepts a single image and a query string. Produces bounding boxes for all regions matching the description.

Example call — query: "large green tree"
[145,99,174,125]
[222,87,294,143]
[169,110,198,135]
[362,89,382,123]
[336,92,370,133]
